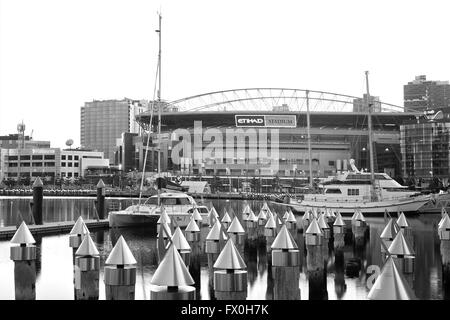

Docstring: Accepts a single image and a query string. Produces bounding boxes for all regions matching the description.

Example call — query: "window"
[8,156,18,161]
[348,189,360,196]
[325,188,342,194]
[74,163,79,167]
[74,156,79,160]
[328,161,335,166]
[61,162,66,167]
[32,163,42,167]
[62,155,66,160]
[32,155,43,160]
[74,173,79,177]
[45,162,55,167]
[8,163,18,167]
[44,155,55,160]
[68,163,72,167]
[20,155,30,160]
[68,172,72,177]
[21,163,30,167]
[68,155,72,160]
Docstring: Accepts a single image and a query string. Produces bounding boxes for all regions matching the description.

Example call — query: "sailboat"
[286,72,431,215]
[108,13,209,228]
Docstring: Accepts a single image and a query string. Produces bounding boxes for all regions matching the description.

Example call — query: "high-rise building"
[80,98,147,162]
[400,119,450,182]
[404,75,450,113]
[352,94,382,112]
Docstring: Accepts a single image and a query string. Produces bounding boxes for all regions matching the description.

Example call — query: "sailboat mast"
[306,90,313,188]
[157,13,162,205]
[365,71,376,201]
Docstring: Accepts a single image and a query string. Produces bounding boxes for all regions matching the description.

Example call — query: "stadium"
[131,88,422,193]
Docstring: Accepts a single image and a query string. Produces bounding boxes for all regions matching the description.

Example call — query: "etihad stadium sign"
[235,115,297,128]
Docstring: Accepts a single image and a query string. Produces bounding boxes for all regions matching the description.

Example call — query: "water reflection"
[0,196,446,300]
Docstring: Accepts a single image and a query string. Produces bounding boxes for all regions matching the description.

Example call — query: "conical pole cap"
[286,210,296,223]
[185,216,200,232]
[282,211,289,220]
[221,211,231,223]
[388,229,415,256]
[439,214,450,230]
[171,227,191,251]
[209,206,219,218]
[367,257,416,300]
[355,211,366,222]
[70,216,89,235]
[213,238,247,270]
[192,208,203,221]
[305,218,323,235]
[257,209,267,221]
[438,213,449,229]
[151,244,195,286]
[242,204,251,215]
[206,220,228,241]
[32,177,43,188]
[265,214,277,229]
[105,235,137,265]
[380,218,399,240]
[271,225,298,249]
[11,221,36,244]
[227,216,245,234]
[396,212,409,228]
[96,179,105,188]
[75,233,99,256]
[157,208,171,224]
[317,214,329,229]
[333,212,345,227]
[248,209,258,222]
[302,210,311,222]
[351,210,358,221]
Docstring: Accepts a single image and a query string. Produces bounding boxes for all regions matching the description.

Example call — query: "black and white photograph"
[1,0,450,309]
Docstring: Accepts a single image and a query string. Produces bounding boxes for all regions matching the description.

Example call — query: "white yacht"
[288,166,431,215]
[108,192,209,228]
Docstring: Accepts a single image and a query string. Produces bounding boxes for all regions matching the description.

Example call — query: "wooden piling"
[104,236,137,300]
[305,219,327,300]
[441,240,450,298]
[10,222,37,300]
[213,238,247,300]
[271,225,301,300]
[96,179,106,219]
[74,234,100,300]
[32,177,43,225]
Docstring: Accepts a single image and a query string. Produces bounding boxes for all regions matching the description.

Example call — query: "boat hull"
[286,196,431,215]
[419,193,450,213]
[108,211,209,228]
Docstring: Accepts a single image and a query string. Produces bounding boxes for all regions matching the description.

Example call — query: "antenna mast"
[365,71,377,202]
[157,12,162,206]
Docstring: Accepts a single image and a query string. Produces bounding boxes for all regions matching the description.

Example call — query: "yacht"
[288,162,431,215]
[108,14,212,228]
[108,192,209,228]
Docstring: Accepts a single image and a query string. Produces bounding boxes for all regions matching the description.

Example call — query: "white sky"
[1,0,449,149]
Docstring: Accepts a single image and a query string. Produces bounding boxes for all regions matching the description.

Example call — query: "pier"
[0,219,109,240]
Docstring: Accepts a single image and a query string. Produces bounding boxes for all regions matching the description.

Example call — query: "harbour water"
[0,196,446,300]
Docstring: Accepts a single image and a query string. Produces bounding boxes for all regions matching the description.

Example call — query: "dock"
[0,219,109,240]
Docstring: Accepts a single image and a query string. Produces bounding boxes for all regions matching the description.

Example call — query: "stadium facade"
[115,88,422,193]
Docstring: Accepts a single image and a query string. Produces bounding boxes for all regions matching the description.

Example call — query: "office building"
[404,75,450,114]
[400,119,450,182]
[353,94,382,112]
[80,98,147,162]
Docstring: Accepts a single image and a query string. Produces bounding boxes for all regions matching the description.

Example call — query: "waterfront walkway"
[0,219,109,240]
